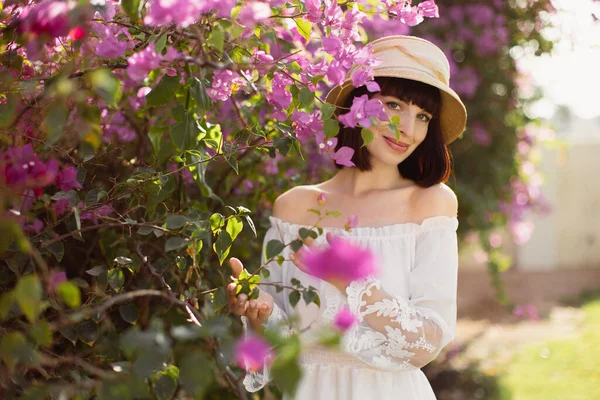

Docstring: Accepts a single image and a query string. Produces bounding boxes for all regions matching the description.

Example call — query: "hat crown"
[348,35,451,85]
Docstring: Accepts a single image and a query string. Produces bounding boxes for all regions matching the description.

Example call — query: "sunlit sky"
[518,0,600,120]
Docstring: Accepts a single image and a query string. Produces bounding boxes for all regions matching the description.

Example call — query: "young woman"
[228,35,467,400]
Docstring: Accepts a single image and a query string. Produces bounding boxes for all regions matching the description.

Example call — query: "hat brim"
[325,68,467,145]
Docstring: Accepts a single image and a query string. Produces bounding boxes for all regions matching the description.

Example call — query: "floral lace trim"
[343,276,438,370]
[242,303,294,393]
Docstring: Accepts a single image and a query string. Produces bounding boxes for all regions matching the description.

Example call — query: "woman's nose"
[398,111,415,139]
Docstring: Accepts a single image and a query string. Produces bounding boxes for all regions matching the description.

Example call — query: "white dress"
[242,215,459,400]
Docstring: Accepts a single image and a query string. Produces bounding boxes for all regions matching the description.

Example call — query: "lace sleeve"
[343,224,458,371]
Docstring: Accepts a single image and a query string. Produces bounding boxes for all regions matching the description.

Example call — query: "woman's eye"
[418,114,432,122]
[386,102,401,110]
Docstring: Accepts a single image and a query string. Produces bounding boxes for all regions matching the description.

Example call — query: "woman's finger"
[233,294,247,316]
[227,283,238,309]
[229,257,244,279]
[257,303,272,321]
[247,299,259,320]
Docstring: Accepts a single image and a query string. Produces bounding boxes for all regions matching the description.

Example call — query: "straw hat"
[325,35,467,144]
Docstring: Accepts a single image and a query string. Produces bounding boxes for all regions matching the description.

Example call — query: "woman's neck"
[325,164,414,197]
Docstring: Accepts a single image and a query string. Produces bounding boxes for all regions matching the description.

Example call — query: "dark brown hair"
[333,77,452,187]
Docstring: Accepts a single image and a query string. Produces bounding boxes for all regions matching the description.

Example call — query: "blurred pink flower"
[317,193,326,206]
[25,218,44,234]
[513,304,539,322]
[56,166,82,191]
[332,146,355,167]
[234,334,273,372]
[338,95,388,128]
[345,215,358,230]
[305,0,322,22]
[333,306,357,332]
[1,144,59,194]
[301,236,378,285]
[238,2,272,28]
[49,271,67,292]
[19,0,75,38]
[127,46,161,81]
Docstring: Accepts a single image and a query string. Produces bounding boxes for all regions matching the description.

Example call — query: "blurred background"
[427,1,600,399]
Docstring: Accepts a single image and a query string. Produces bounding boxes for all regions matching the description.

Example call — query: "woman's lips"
[383,136,409,152]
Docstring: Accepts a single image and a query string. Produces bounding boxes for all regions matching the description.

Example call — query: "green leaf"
[43,103,68,146]
[46,240,64,262]
[209,213,225,232]
[261,268,271,279]
[294,18,312,42]
[298,228,314,240]
[121,0,141,21]
[58,326,78,345]
[115,256,132,265]
[274,136,292,156]
[154,34,167,54]
[146,74,180,107]
[272,359,302,398]
[77,320,99,346]
[361,128,374,146]
[86,265,108,276]
[29,321,52,347]
[324,118,340,139]
[15,275,42,323]
[0,332,35,371]
[148,125,167,157]
[137,225,154,235]
[298,87,315,109]
[57,282,81,308]
[170,115,196,151]
[119,303,139,324]
[0,291,14,320]
[321,103,336,120]
[265,239,285,260]
[326,210,342,218]
[208,23,225,53]
[175,256,188,270]
[152,367,179,400]
[226,217,243,242]
[213,230,232,266]
[107,269,125,291]
[211,287,228,311]
[165,237,186,252]
[287,290,300,308]
[88,69,122,106]
[85,188,107,207]
[290,239,304,252]
[179,351,213,398]
[165,215,186,229]
[244,215,257,238]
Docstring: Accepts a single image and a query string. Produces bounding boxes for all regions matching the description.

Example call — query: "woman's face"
[365,93,433,167]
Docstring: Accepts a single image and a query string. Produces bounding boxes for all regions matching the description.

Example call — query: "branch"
[40,221,176,247]
[136,244,203,326]
[38,352,119,380]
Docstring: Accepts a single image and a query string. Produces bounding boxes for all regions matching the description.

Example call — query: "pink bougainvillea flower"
[337,95,388,128]
[417,0,440,18]
[397,4,424,27]
[49,271,67,292]
[1,144,59,194]
[19,0,75,38]
[25,218,44,234]
[300,236,378,285]
[238,1,272,28]
[144,0,198,27]
[317,193,326,206]
[333,306,357,332]
[323,0,343,28]
[512,304,539,322]
[56,166,82,192]
[332,146,355,167]
[52,198,72,217]
[326,60,346,86]
[234,334,274,372]
[344,215,358,231]
[207,70,246,102]
[126,46,161,81]
[68,26,86,41]
[305,0,322,22]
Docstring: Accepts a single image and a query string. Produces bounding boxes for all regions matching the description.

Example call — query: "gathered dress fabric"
[241,215,459,400]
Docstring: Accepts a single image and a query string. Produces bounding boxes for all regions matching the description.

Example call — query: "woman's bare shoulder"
[272,185,322,223]
[411,183,458,219]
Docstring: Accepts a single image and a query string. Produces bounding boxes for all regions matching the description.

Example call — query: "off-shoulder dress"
[242,215,459,400]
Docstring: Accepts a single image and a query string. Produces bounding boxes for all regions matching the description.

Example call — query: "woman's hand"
[289,232,348,293]
[228,257,274,332]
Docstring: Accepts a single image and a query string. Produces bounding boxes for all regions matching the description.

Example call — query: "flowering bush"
[0,0,560,398]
